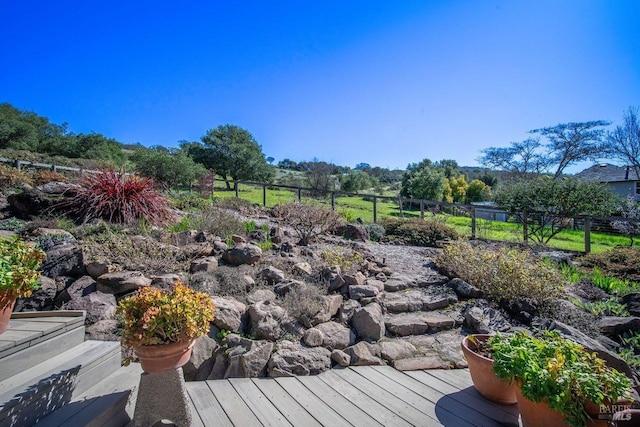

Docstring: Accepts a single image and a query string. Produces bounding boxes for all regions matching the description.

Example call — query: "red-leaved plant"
[60,169,175,225]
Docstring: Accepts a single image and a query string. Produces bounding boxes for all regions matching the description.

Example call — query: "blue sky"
[2,0,639,172]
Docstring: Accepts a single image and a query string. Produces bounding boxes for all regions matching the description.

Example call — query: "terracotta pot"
[461,334,518,405]
[516,387,623,427]
[134,339,196,374]
[0,292,16,334]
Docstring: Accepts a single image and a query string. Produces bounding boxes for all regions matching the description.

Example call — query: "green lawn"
[211,183,632,254]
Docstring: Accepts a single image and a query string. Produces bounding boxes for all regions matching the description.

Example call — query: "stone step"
[384,312,460,337]
[381,287,457,313]
[383,273,449,292]
[0,340,121,427]
[36,362,143,427]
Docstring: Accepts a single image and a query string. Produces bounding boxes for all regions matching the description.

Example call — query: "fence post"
[262,184,267,206]
[373,196,377,223]
[234,181,239,198]
[522,211,528,244]
[584,216,591,254]
[297,187,301,202]
[14,160,21,171]
[331,192,335,210]
[420,200,424,219]
[398,197,404,218]
[471,207,476,239]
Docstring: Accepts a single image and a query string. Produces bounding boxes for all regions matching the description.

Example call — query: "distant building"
[470,202,509,222]
[575,163,640,200]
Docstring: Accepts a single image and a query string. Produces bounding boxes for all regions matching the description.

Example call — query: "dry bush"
[383,217,459,246]
[189,265,257,303]
[436,241,564,306]
[579,247,640,282]
[33,170,69,185]
[320,247,365,274]
[215,197,253,212]
[279,284,325,321]
[0,164,33,189]
[189,206,245,239]
[271,202,343,245]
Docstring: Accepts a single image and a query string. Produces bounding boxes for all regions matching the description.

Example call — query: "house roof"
[574,163,640,183]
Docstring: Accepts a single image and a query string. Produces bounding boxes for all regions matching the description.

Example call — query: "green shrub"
[320,247,364,273]
[436,241,564,306]
[383,218,458,246]
[579,247,640,283]
[364,223,386,242]
[169,193,213,211]
[0,218,25,232]
[167,216,193,233]
[0,237,46,299]
[571,297,629,317]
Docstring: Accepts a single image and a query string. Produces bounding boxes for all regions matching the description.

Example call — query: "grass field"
[211,183,632,254]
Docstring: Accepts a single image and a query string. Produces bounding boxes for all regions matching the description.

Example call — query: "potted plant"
[489,330,633,427]
[0,237,46,333]
[116,282,215,373]
[461,334,518,404]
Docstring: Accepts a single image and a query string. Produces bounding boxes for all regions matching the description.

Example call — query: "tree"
[478,138,549,178]
[339,170,371,193]
[611,195,640,247]
[277,158,298,170]
[434,159,459,179]
[186,124,274,189]
[304,160,336,195]
[603,107,640,178]
[400,159,445,201]
[529,120,610,178]
[74,132,126,165]
[494,177,617,244]
[130,146,206,187]
[466,179,492,203]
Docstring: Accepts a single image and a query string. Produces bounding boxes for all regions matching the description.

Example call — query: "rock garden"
[2,171,640,402]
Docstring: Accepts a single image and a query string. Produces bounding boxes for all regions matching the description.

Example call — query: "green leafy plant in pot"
[0,237,46,333]
[489,330,633,427]
[116,282,216,373]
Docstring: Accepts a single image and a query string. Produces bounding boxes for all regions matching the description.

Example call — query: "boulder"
[267,341,331,377]
[382,289,453,313]
[464,306,511,334]
[351,303,385,341]
[224,335,273,378]
[190,257,218,273]
[222,243,262,266]
[379,340,417,362]
[260,266,286,284]
[248,300,286,341]
[384,312,456,336]
[97,271,151,294]
[343,271,366,287]
[212,296,247,333]
[41,243,85,278]
[335,224,370,241]
[621,293,640,317]
[32,227,74,240]
[85,261,114,279]
[7,189,63,218]
[303,328,324,347]
[349,285,379,300]
[446,278,483,299]
[293,262,313,276]
[246,289,277,304]
[599,316,640,338]
[54,275,97,308]
[183,335,219,381]
[66,291,117,325]
[343,342,384,366]
[315,321,356,350]
[14,276,57,311]
[150,273,182,290]
[338,299,361,324]
[273,279,306,297]
[331,349,351,367]
[85,319,120,341]
[384,275,417,292]
[322,266,345,292]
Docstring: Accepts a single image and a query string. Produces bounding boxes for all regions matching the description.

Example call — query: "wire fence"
[1,157,638,253]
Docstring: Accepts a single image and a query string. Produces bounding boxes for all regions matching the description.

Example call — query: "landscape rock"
[248,300,286,340]
[224,335,273,378]
[383,274,417,292]
[303,328,324,347]
[183,335,219,381]
[392,356,451,370]
[335,224,370,241]
[464,305,511,334]
[416,274,450,287]
[15,276,57,311]
[349,284,379,300]
[32,227,74,240]
[222,243,262,266]
[267,341,331,376]
[190,256,218,273]
[310,295,343,325]
[260,266,286,283]
[41,243,85,278]
[7,189,64,219]
[212,296,247,333]
[621,293,640,317]
[315,321,356,350]
[293,261,313,275]
[66,291,117,325]
[382,289,453,313]
[385,312,456,336]
[85,319,119,341]
[322,266,345,292]
[343,342,384,366]
[351,302,385,341]
[331,349,351,367]
[273,279,306,297]
[343,271,366,287]
[97,271,151,294]
[379,340,417,362]
[246,289,276,304]
[446,278,483,299]
[54,275,97,307]
[150,273,182,290]
[85,261,114,279]
[338,299,361,324]
[599,316,640,338]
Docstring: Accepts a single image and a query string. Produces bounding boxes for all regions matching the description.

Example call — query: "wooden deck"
[186,366,520,427]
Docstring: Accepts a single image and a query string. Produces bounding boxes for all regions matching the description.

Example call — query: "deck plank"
[229,378,292,427]
[296,374,384,427]
[403,370,519,426]
[274,377,352,427]
[186,381,233,427]
[252,378,323,427]
[207,380,262,427]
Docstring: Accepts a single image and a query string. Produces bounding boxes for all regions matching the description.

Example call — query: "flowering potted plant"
[489,330,633,427]
[116,282,215,373]
[0,237,46,333]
